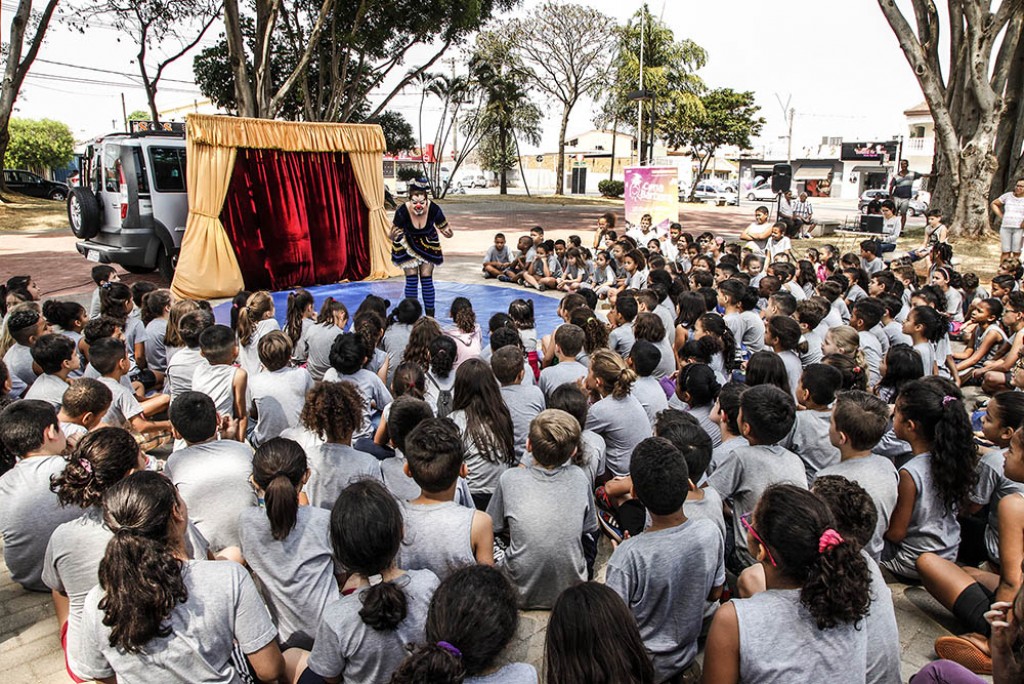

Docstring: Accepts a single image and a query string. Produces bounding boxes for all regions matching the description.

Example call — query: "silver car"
[68,128,187,280]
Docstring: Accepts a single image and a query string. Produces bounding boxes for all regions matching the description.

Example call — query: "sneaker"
[594,485,614,513]
[597,509,624,544]
[497,275,511,283]
[538,284,547,292]
[934,635,992,674]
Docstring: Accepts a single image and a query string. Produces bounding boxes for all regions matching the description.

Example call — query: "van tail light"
[118,166,128,219]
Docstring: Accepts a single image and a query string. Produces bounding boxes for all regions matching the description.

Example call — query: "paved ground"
[0,196,970,683]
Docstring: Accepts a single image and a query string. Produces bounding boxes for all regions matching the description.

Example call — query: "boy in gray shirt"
[4,308,48,397]
[606,437,725,683]
[707,385,806,570]
[164,392,257,553]
[493,346,546,460]
[629,341,669,425]
[0,400,79,591]
[780,364,843,483]
[538,324,588,398]
[165,309,213,402]
[247,331,313,447]
[656,410,727,541]
[608,295,638,357]
[25,333,79,409]
[487,409,598,609]
[398,417,494,579]
[816,391,898,561]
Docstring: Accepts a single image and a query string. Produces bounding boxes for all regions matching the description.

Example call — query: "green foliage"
[127,110,150,121]
[598,179,625,197]
[478,136,519,175]
[4,118,74,171]
[366,111,415,155]
[195,0,520,122]
[396,167,421,182]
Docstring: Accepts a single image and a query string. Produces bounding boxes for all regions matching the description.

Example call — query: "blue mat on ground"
[212,280,562,346]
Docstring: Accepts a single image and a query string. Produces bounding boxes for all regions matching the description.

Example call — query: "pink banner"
[624,166,679,233]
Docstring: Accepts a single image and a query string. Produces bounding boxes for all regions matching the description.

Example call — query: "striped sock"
[404,274,418,301]
[421,275,435,311]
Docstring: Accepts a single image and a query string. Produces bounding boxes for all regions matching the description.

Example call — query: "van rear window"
[148,147,187,192]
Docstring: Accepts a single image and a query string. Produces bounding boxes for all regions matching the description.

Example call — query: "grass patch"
[0,193,68,232]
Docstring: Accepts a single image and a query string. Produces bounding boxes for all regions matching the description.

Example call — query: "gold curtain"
[171,114,399,300]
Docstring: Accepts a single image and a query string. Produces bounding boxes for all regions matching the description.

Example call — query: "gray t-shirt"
[450,409,511,496]
[123,314,147,372]
[733,588,867,683]
[606,518,725,681]
[778,350,802,396]
[77,560,277,683]
[631,375,668,425]
[500,383,546,460]
[4,342,36,397]
[164,440,257,551]
[238,318,280,376]
[859,330,883,386]
[306,442,383,510]
[237,505,336,650]
[684,487,727,541]
[98,375,144,428]
[165,347,204,401]
[144,318,169,372]
[882,451,961,579]
[307,569,439,683]
[43,506,210,677]
[609,324,636,357]
[586,394,653,477]
[487,465,597,609]
[398,500,477,579]
[191,362,238,419]
[322,368,392,440]
[817,455,899,561]
[0,455,81,591]
[538,360,587,398]
[248,366,313,447]
[780,409,840,483]
[970,448,1024,564]
[706,436,749,481]
[883,321,912,348]
[382,323,413,385]
[706,444,807,567]
[863,552,901,684]
[302,324,344,381]
[484,244,512,264]
[24,372,69,409]
[800,326,825,367]
[466,663,538,684]
[739,310,766,353]
[379,453,475,508]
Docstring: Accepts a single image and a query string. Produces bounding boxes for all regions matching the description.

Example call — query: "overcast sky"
[2,0,927,153]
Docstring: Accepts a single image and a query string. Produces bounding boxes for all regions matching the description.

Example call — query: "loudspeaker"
[771,164,792,193]
[858,214,884,234]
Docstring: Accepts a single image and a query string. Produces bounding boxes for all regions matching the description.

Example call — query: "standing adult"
[390,181,453,318]
[992,178,1024,262]
[778,191,798,237]
[889,160,925,230]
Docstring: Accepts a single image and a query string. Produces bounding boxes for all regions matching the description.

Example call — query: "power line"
[34,58,197,85]
[24,71,203,94]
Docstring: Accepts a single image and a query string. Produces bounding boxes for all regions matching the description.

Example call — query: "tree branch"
[269,0,335,117]
[365,39,452,121]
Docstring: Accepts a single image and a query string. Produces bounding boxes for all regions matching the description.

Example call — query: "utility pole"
[775,93,794,163]
[637,9,645,165]
[121,93,128,132]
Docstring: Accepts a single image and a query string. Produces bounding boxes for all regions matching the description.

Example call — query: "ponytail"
[284,289,314,344]
[318,296,349,329]
[756,484,871,630]
[252,438,307,540]
[589,349,636,399]
[51,428,141,508]
[238,291,274,346]
[331,480,406,630]
[569,308,608,353]
[140,289,172,326]
[98,471,187,652]
[450,297,476,335]
[390,644,466,684]
[99,282,132,324]
[613,366,638,398]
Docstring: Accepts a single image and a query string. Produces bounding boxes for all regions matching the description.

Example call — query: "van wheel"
[156,246,175,282]
[68,187,100,239]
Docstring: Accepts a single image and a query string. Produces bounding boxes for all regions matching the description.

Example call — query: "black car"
[3,169,68,200]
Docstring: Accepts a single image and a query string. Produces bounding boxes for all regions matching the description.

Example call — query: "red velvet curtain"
[219,149,370,291]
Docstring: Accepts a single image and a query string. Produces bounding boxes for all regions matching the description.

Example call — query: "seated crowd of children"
[1,218,1024,684]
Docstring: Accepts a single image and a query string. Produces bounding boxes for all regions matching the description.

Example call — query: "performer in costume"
[390,181,453,317]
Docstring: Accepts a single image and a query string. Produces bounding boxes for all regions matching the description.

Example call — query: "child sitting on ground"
[538,324,588,398]
[398,417,494,579]
[482,232,512,279]
[164,392,256,558]
[817,390,898,561]
[780,363,843,483]
[56,378,112,448]
[605,436,725,683]
[323,332,393,444]
[492,346,545,461]
[706,384,805,571]
[192,324,247,440]
[90,337,170,436]
[487,409,598,609]
[25,333,79,409]
[247,331,312,447]
[628,340,668,425]
[4,308,47,397]
[87,264,117,318]
[164,309,213,401]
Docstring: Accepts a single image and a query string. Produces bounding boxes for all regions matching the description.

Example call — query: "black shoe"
[425,308,435,318]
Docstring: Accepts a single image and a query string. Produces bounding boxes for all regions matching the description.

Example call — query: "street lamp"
[628,89,654,165]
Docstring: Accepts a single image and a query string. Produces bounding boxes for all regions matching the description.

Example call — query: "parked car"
[68,129,187,280]
[3,169,68,200]
[858,189,890,213]
[745,183,779,202]
[680,181,738,205]
[472,175,488,188]
[908,197,929,216]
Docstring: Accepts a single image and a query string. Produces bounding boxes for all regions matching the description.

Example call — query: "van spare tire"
[68,187,101,239]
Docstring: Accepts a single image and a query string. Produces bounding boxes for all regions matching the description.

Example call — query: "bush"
[396,166,422,182]
[598,179,624,197]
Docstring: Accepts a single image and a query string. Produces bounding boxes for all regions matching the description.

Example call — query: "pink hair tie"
[818,528,844,554]
[942,395,956,406]
[79,458,92,474]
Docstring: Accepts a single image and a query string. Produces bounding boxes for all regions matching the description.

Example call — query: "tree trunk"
[608,119,617,182]
[991,24,1024,199]
[555,106,570,195]
[224,0,257,117]
[499,125,508,195]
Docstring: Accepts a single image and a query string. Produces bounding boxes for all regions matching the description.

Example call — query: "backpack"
[427,374,454,418]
